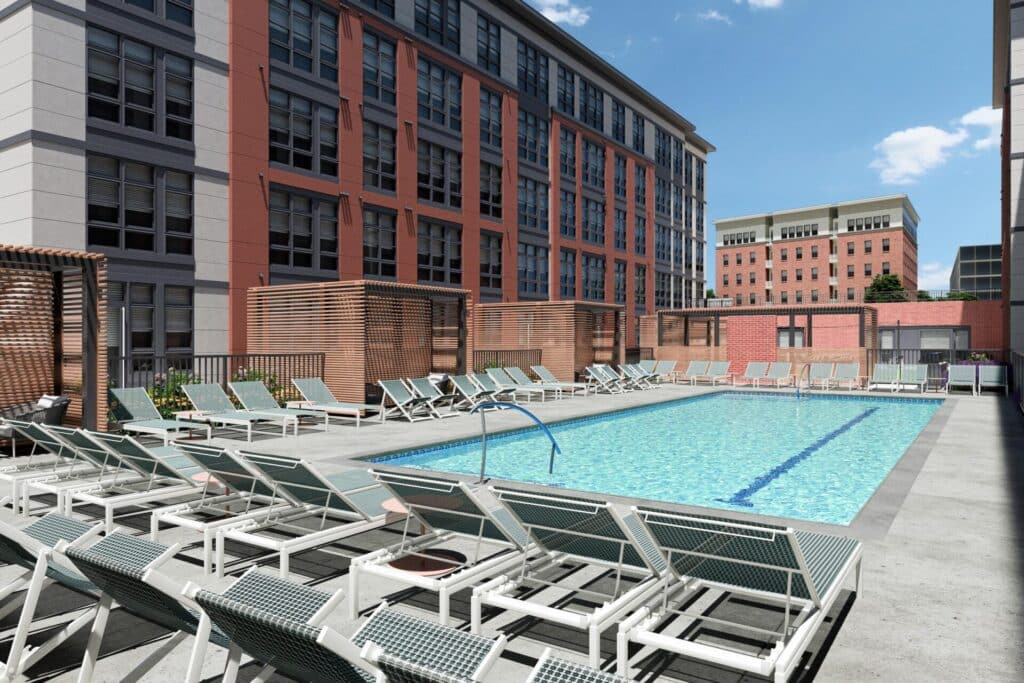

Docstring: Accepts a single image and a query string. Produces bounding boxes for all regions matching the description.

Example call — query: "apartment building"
[0,0,712,361]
[950,244,1002,300]
[715,195,919,306]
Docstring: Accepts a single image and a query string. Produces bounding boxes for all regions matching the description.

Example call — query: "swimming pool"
[370,392,942,525]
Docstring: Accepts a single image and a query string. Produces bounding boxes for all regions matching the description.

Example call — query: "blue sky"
[529,0,999,291]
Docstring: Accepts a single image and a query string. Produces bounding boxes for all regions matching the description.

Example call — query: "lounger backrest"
[743,362,769,378]
[408,377,441,399]
[451,375,481,397]
[766,362,791,378]
[85,430,190,481]
[229,381,280,411]
[492,487,667,574]
[871,364,899,382]
[980,365,1007,385]
[585,366,609,384]
[47,425,130,472]
[0,513,93,571]
[108,387,162,422]
[379,379,416,405]
[706,361,730,376]
[655,360,677,375]
[473,373,500,392]
[505,367,534,385]
[374,471,530,549]
[639,360,657,373]
[809,363,833,380]
[3,419,69,457]
[292,377,337,405]
[531,366,558,383]
[834,362,859,380]
[903,364,928,382]
[240,452,367,517]
[683,360,708,376]
[183,383,236,413]
[947,365,976,383]
[485,368,514,385]
[175,443,281,499]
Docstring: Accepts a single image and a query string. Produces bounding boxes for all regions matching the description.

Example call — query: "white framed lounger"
[291,377,382,426]
[350,470,533,625]
[0,420,101,514]
[616,507,862,682]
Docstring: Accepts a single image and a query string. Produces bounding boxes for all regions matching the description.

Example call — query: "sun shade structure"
[473,301,624,382]
[246,280,470,404]
[0,245,108,428]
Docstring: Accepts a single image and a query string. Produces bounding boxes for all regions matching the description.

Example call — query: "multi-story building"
[715,195,919,306]
[950,244,1002,300]
[0,0,712,362]
[994,0,1024,352]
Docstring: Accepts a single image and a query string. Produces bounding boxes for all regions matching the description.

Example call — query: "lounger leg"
[348,565,360,619]
[105,505,115,534]
[279,551,289,577]
[855,557,863,593]
[203,529,213,575]
[120,630,188,683]
[616,628,630,677]
[470,592,482,634]
[438,585,449,625]
[215,531,226,579]
[76,594,113,683]
[3,555,48,679]
[150,513,160,541]
[185,614,212,683]
[252,663,278,683]
[588,624,601,668]
[223,644,242,683]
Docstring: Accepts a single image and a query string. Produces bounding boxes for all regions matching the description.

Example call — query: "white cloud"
[960,106,1002,151]
[698,9,733,25]
[748,0,783,7]
[918,262,953,291]
[531,0,590,27]
[870,126,969,185]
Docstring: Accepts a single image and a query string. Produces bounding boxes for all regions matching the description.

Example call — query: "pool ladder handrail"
[796,363,813,398]
[470,402,561,484]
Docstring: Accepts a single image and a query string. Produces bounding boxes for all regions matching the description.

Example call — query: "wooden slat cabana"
[0,245,108,428]
[473,301,624,381]
[246,280,470,403]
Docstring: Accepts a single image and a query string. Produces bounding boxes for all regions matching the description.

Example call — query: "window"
[557,65,576,115]
[614,155,627,198]
[479,88,502,148]
[882,238,890,253]
[749,251,757,264]
[864,240,872,254]
[611,100,626,143]
[633,113,645,153]
[722,274,729,287]
[655,224,670,262]
[780,292,789,304]
[847,264,854,277]
[736,253,742,266]
[780,248,788,261]
[883,214,891,227]
[476,14,500,75]
[635,215,646,255]
[363,120,396,191]
[579,79,603,130]
[635,265,647,308]
[864,263,872,276]
[517,40,548,99]
[417,141,462,207]
[847,241,855,255]
[414,0,459,50]
[480,232,502,291]
[655,127,671,167]
[559,190,576,238]
[87,155,193,255]
[780,270,788,283]
[747,272,755,284]
[363,31,396,105]
[518,242,549,296]
[811,267,818,281]
[517,109,549,166]
[582,198,604,244]
[796,268,803,281]
[88,28,194,140]
[582,140,604,187]
[614,261,627,304]
[655,271,670,308]
[269,88,337,175]
[269,189,338,271]
[847,287,855,301]
[417,219,461,285]
[722,255,729,266]
[655,177,670,215]
[163,285,193,350]
[582,254,605,301]
[882,261,890,275]
[560,250,576,298]
[517,176,549,233]
[635,165,646,207]
[614,209,627,250]
[125,283,155,353]
[684,150,693,186]
[672,138,684,175]
[777,328,805,348]
[795,290,804,303]
[269,0,337,79]
[795,247,803,260]
[356,0,394,18]
[560,127,576,177]
[696,158,705,192]
[480,162,503,219]
[417,57,461,131]
[125,0,194,25]
[363,206,396,278]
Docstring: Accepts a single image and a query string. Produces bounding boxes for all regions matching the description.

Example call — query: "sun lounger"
[472,372,523,403]
[109,387,211,444]
[585,365,624,393]
[600,364,646,390]
[351,470,533,625]
[0,420,100,513]
[898,364,928,393]
[694,360,732,385]
[378,379,435,422]
[653,360,677,383]
[472,486,670,667]
[761,362,793,388]
[807,362,834,389]
[229,381,321,433]
[486,367,548,401]
[979,365,1009,395]
[832,362,861,390]
[732,361,769,387]
[945,364,977,395]
[617,506,862,683]
[674,360,709,385]
[291,377,382,426]
[215,453,389,577]
[531,365,591,395]
[638,360,657,374]
[451,374,502,409]
[406,376,461,418]
[187,568,506,683]
[505,366,566,399]
[182,383,284,441]
[620,364,656,389]
[868,363,901,392]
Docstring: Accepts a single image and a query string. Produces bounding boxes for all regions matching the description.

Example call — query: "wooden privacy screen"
[246,280,470,403]
[0,269,54,409]
[473,302,625,382]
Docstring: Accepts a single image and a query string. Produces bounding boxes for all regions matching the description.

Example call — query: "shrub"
[149,369,199,418]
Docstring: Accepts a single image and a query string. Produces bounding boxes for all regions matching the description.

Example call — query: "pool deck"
[5,384,1023,681]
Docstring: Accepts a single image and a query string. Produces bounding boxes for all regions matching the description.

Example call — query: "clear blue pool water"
[370,392,942,525]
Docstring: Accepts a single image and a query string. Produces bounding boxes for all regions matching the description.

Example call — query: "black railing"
[473,349,542,373]
[865,348,1008,384]
[699,289,991,308]
[625,347,654,363]
[1011,351,1023,407]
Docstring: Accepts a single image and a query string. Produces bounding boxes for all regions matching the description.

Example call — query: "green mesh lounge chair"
[638,360,657,374]
[527,648,636,683]
[229,380,322,433]
[0,420,100,514]
[451,374,501,409]
[868,363,901,392]
[979,365,1009,395]
[291,377,382,426]
[406,377,461,418]
[531,365,590,395]
[505,366,565,399]
[618,365,655,389]
[585,365,624,394]
[473,486,670,668]
[945,365,977,395]
[832,362,861,390]
[186,568,506,683]
[733,361,770,387]
[109,386,211,444]
[898,364,928,393]
[653,360,678,383]
[807,362,835,389]
[352,470,533,625]
[761,362,793,388]
[215,452,389,577]
[471,372,521,403]
[378,379,435,422]
[63,532,235,683]
[181,383,281,442]
[597,364,635,391]
[617,507,862,683]
[676,360,710,385]
[0,513,105,680]
[694,360,732,385]
[486,367,548,401]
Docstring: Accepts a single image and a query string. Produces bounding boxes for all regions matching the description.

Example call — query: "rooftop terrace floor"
[4,384,1022,681]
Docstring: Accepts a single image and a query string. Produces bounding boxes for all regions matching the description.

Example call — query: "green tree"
[705,288,717,299]
[916,290,934,302]
[863,274,909,303]
[945,290,978,301]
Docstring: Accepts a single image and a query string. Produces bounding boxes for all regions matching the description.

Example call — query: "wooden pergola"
[246,280,470,403]
[0,245,108,428]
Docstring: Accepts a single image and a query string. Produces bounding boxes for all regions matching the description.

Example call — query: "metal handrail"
[470,402,561,483]
[795,363,812,398]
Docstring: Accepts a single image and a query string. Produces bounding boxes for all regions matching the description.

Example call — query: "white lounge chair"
[945,365,977,395]
[291,377,382,426]
[378,379,435,422]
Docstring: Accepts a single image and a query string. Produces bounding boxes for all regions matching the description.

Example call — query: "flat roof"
[715,194,919,226]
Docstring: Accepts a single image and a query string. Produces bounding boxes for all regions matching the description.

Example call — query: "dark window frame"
[362,205,397,279]
[416,140,462,208]
[518,242,549,296]
[417,57,462,131]
[362,30,396,105]
[414,0,460,51]
[417,218,462,285]
[362,119,396,191]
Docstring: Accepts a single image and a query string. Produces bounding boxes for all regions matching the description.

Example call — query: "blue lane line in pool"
[722,407,880,508]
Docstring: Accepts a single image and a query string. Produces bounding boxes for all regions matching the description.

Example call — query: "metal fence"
[472,349,542,373]
[1011,350,1024,409]
[701,289,990,308]
[865,348,1008,385]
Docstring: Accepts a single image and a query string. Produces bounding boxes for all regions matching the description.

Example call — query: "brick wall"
[725,315,777,370]
[874,300,1004,349]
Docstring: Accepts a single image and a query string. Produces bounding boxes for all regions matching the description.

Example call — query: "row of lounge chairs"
[0,429,863,682]
[945,364,1009,395]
